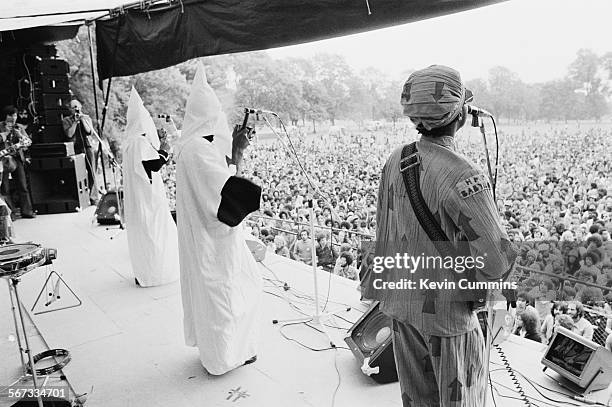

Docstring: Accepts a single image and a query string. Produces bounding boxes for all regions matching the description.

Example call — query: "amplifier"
[39,108,71,126]
[30,142,75,158]
[34,125,66,144]
[36,93,72,110]
[39,59,69,75]
[40,75,70,93]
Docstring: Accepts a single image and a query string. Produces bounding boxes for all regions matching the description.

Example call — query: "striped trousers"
[392,320,486,407]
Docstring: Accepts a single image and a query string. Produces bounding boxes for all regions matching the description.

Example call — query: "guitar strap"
[399,142,485,309]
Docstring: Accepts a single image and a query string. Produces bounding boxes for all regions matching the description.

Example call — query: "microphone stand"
[88,125,125,239]
[271,200,350,348]
[252,113,352,346]
[469,113,497,407]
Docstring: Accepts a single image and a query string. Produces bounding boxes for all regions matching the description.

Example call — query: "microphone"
[244,108,276,116]
[466,104,493,118]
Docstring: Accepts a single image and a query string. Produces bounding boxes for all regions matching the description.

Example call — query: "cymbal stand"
[2,277,44,407]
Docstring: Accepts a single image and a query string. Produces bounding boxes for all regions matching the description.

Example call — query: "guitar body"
[0,138,31,173]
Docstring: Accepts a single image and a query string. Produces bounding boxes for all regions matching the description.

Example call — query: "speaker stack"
[24,46,89,214]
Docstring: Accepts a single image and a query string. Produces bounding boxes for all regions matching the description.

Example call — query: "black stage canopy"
[96,0,505,81]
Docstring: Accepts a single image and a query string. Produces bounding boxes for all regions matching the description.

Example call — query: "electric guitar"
[0,138,32,159]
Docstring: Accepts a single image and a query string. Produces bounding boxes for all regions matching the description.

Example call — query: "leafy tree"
[568,49,609,119]
[312,53,353,125]
[538,79,581,121]
[487,66,523,119]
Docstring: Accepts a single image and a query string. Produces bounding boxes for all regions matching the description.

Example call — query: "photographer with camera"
[0,105,35,219]
[62,99,99,205]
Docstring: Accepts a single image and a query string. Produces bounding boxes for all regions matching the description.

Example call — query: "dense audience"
[159,120,612,345]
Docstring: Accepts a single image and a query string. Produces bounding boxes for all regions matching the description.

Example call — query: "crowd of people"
[160,123,609,269]
[159,120,612,343]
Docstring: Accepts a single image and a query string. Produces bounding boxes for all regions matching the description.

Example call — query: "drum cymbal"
[0,244,40,261]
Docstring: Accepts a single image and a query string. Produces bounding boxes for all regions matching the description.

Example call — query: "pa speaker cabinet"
[26,44,57,58]
[30,154,89,214]
[35,125,66,144]
[39,108,71,126]
[36,93,71,110]
[40,75,70,93]
[344,301,398,384]
[30,142,75,158]
[39,59,69,75]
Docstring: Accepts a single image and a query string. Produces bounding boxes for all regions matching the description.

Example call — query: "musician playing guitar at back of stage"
[0,105,36,219]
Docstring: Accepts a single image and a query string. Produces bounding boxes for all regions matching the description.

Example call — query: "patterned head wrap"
[401,65,473,130]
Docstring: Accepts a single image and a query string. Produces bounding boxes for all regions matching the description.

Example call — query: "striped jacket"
[365,135,513,336]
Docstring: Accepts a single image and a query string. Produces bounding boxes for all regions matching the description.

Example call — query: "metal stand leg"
[9,277,44,407]
[483,301,495,407]
[7,279,27,376]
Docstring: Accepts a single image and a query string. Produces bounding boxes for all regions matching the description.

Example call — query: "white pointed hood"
[175,62,231,160]
[125,86,159,150]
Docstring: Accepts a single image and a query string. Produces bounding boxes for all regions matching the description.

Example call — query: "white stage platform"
[1,207,610,407]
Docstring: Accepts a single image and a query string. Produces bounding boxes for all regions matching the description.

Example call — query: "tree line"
[56,27,611,156]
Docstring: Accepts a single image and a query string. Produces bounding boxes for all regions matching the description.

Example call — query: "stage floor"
[1,207,610,406]
[0,207,400,407]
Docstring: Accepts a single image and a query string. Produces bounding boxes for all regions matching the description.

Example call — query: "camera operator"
[62,99,99,205]
[0,105,35,219]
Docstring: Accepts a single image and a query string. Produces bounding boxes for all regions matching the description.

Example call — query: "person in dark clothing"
[62,99,99,205]
[514,310,543,343]
[0,105,36,218]
[316,233,337,271]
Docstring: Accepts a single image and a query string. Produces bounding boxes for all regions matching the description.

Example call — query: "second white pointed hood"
[175,62,231,160]
[125,86,159,150]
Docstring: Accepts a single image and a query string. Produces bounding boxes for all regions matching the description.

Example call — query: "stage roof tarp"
[0,0,127,31]
[1,0,506,80]
[95,0,505,81]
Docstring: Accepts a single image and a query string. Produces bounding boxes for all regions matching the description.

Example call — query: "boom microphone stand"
[271,200,351,347]
[248,108,353,344]
[469,110,497,407]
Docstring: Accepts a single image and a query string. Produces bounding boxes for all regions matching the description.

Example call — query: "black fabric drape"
[95,0,504,80]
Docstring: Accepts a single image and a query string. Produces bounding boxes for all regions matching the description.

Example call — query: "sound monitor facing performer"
[541,326,612,394]
[344,301,398,384]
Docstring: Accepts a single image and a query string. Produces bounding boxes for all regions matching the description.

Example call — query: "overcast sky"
[268,0,612,84]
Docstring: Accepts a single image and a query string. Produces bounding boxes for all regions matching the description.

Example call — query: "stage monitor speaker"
[344,301,398,384]
[40,75,70,93]
[38,59,69,75]
[95,190,123,225]
[29,154,89,214]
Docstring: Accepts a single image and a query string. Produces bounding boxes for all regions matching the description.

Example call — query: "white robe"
[176,136,262,375]
[123,135,180,287]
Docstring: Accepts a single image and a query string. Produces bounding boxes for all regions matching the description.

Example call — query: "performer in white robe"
[122,87,179,287]
[175,63,262,375]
